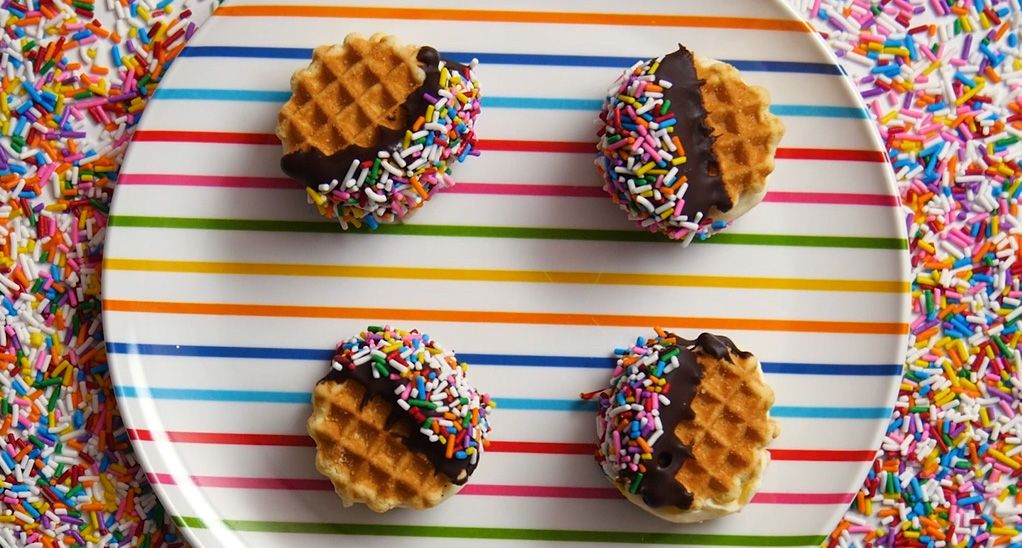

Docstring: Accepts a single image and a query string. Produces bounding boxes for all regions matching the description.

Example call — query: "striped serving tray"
[103,1,911,546]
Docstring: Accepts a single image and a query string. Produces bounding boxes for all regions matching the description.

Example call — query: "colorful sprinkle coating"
[309,61,481,231]
[790,0,1022,545]
[331,326,494,466]
[0,0,210,543]
[592,330,682,493]
[596,57,728,245]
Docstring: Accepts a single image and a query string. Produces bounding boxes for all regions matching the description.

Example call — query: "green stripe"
[173,516,826,546]
[110,215,907,250]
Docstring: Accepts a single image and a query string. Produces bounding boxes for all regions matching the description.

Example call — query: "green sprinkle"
[659,99,671,115]
[408,399,437,409]
[628,473,644,493]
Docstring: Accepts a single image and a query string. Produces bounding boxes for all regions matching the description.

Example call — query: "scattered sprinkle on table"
[790,0,1022,545]
[0,0,214,544]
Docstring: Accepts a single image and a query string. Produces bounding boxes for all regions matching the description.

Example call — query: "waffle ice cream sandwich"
[308,326,494,512]
[596,45,784,244]
[277,33,481,229]
[589,330,779,522]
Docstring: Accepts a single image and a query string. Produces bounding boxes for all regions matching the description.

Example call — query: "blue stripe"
[771,406,891,419]
[179,46,843,75]
[154,88,292,102]
[112,384,890,418]
[106,342,902,376]
[114,385,310,404]
[152,88,867,119]
[769,104,868,119]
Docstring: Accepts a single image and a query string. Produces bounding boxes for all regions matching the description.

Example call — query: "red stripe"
[145,472,850,504]
[131,130,887,163]
[128,429,874,461]
[775,147,887,163]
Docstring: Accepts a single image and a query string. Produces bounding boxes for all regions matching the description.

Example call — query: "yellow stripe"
[105,258,909,294]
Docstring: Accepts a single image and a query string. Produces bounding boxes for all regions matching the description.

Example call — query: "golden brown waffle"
[694,56,785,221]
[276,33,425,156]
[307,378,460,512]
[620,347,779,522]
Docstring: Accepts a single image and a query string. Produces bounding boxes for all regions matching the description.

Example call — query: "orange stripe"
[104,300,907,335]
[215,5,812,32]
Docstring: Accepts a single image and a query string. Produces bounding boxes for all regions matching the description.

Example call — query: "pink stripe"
[120,173,897,207]
[449,182,605,198]
[763,191,898,207]
[461,484,619,499]
[146,473,850,504]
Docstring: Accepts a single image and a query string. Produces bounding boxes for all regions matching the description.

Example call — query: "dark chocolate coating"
[634,332,748,509]
[318,351,476,485]
[656,46,732,217]
[280,47,465,189]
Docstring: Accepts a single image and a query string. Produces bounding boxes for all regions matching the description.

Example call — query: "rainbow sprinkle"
[308,60,482,231]
[331,326,494,466]
[0,0,210,543]
[791,0,1022,545]
[596,56,728,245]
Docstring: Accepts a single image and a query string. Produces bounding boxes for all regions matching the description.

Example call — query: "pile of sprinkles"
[329,326,493,469]
[307,61,481,231]
[791,0,1022,545]
[0,0,211,543]
[596,56,728,245]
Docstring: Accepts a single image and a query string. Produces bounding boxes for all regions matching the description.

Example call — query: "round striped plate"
[104,1,911,545]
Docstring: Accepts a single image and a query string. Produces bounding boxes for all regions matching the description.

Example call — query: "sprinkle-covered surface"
[593,331,684,493]
[304,60,481,231]
[786,0,1022,545]
[0,0,213,544]
[325,326,493,472]
[596,55,727,244]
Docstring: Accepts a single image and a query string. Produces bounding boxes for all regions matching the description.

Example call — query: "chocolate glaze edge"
[280,47,466,189]
[655,46,733,217]
[631,332,749,510]
[317,352,475,485]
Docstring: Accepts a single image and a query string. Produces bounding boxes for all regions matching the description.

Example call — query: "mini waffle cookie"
[276,33,481,230]
[307,326,494,512]
[596,45,784,244]
[589,330,779,522]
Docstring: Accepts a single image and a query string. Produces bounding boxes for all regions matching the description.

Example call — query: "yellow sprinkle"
[942,360,960,388]
[305,187,326,207]
[955,77,985,105]
[635,162,656,177]
[670,156,687,166]
[987,448,1021,469]
[880,110,899,124]
[959,15,972,33]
